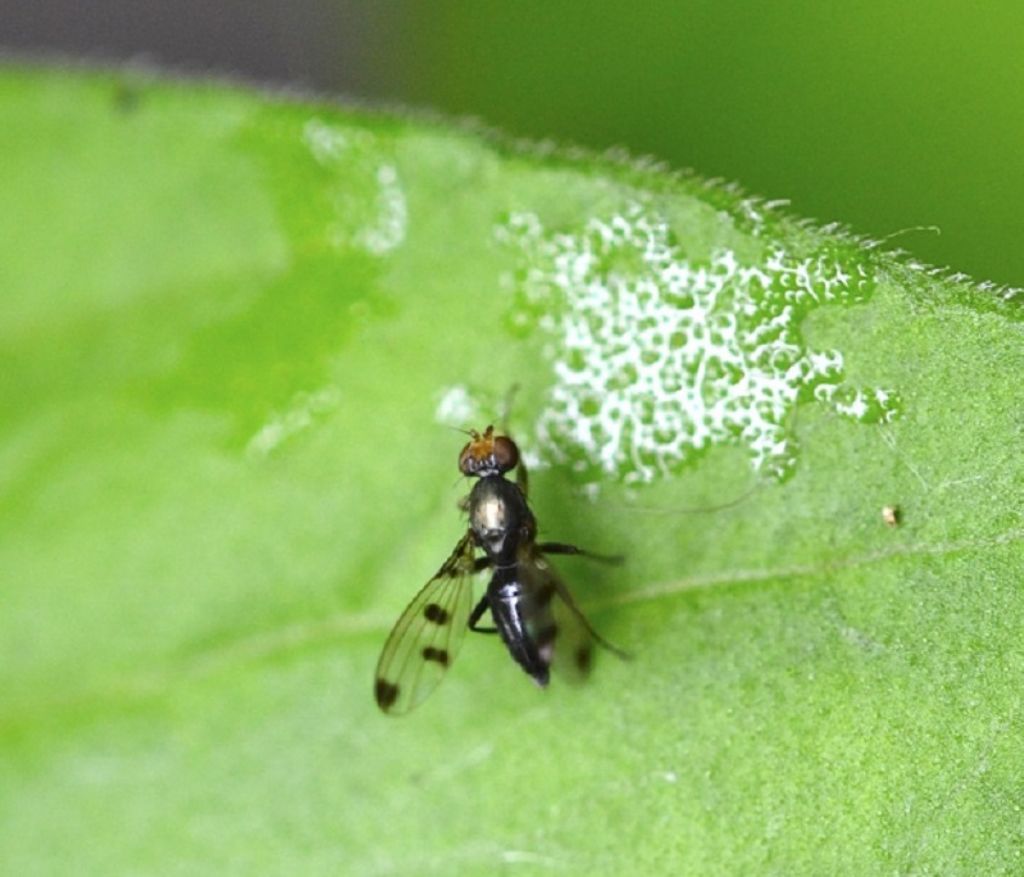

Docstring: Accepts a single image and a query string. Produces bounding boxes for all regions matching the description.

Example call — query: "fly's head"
[458,425,519,478]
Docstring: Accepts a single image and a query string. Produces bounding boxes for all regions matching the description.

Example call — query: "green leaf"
[2,66,1022,875]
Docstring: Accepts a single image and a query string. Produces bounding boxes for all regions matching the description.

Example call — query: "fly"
[374,425,626,714]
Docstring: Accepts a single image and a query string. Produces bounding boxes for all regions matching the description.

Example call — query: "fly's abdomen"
[488,571,550,687]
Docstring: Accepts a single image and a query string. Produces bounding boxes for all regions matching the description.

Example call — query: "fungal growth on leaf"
[492,202,900,485]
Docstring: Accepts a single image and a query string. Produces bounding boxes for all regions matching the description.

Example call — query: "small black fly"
[374,425,626,714]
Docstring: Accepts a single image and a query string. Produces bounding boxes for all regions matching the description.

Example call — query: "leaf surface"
[1,67,1022,876]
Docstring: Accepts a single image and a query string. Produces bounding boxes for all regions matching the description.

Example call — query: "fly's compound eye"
[491,436,519,473]
[457,442,478,476]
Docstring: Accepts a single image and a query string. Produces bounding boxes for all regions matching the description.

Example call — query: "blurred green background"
[370,1,1024,288]
[5,0,1024,287]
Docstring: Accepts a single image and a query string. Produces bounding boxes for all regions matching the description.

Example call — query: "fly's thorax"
[467,475,532,562]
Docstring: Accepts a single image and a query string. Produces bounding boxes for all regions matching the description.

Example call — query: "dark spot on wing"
[424,603,449,624]
[375,678,400,709]
[422,646,450,666]
[536,583,556,606]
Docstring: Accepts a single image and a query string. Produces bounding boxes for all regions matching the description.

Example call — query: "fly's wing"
[517,543,626,683]
[374,532,478,715]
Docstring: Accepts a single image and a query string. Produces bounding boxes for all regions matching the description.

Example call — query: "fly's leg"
[468,594,498,634]
[536,542,624,565]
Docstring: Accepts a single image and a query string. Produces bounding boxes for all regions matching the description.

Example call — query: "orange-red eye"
[492,436,519,472]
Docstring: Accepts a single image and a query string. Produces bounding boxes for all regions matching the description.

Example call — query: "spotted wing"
[374,532,478,715]
[518,543,626,683]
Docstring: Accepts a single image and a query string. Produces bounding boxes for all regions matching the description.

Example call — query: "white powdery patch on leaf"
[302,119,407,256]
[496,204,899,484]
[435,384,479,426]
[355,164,407,256]
[245,384,342,459]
